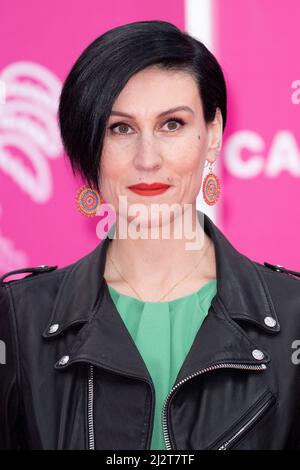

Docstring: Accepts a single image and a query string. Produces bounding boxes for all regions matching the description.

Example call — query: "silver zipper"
[162,362,267,450]
[86,363,155,450]
[217,397,272,450]
[87,364,95,450]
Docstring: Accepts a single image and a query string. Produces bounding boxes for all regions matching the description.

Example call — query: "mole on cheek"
[198,135,200,139]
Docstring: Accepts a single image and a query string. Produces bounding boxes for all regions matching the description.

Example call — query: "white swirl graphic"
[0,61,63,202]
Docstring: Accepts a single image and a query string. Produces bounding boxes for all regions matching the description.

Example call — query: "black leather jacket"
[1,210,300,450]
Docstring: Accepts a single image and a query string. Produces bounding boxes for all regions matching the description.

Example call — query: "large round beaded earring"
[75,185,104,216]
[202,160,221,206]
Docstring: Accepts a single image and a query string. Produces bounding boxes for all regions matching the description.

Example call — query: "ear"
[206,108,223,164]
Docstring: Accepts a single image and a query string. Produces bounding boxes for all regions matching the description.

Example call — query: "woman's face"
[100,65,222,228]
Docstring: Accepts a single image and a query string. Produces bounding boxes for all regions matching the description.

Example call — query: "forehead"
[111,66,201,116]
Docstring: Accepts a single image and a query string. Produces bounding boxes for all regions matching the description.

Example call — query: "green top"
[107,279,217,450]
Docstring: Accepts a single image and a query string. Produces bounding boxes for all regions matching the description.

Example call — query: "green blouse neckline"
[107,278,217,305]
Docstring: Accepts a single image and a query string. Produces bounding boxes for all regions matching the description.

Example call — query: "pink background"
[0,0,299,278]
[215,0,300,267]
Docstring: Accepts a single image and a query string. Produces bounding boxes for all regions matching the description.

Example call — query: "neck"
[104,204,216,298]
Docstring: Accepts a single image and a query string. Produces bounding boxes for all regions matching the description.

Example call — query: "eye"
[109,122,133,135]
[108,117,186,135]
[161,117,186,132]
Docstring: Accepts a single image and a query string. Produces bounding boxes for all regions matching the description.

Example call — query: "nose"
[133,135,163,171]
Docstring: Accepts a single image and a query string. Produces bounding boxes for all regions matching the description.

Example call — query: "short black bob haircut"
[58,20,227,192]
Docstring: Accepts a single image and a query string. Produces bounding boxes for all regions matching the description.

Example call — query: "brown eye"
[109,122,133,134]
[162,117,185,132]
[166,121,179,131]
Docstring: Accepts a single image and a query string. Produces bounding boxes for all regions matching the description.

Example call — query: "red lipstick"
[127,182,171,196]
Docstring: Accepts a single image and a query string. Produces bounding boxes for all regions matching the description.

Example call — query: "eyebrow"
[110,106,194,118]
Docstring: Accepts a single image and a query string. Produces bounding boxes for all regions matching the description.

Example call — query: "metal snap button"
[264,316,276,327]
[58,355,70,366]
[275,264,284,272]
[252,349,264,360]
[49,323,59,334]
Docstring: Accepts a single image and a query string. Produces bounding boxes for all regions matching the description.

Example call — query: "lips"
[127,182,171,196]
[128,183,170,190]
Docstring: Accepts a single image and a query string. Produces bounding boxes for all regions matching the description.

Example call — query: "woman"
[1,20,300,450]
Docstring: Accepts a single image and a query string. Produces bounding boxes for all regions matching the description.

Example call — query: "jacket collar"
[43,210,280,381]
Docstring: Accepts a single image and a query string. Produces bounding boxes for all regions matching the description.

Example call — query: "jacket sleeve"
[0,283,24,449]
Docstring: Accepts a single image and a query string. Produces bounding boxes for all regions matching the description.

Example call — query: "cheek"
[100,146,128,180]
[171,139,204,174]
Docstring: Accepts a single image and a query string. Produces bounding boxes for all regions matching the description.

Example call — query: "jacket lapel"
[43,210,280,383]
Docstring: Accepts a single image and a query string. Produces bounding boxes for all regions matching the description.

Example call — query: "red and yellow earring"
[202,156,221,206]
[75,185,104,216]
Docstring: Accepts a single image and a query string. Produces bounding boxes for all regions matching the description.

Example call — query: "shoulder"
[0,263,71,322]
[252,259,300,292]
[258,261,300,280]
[252,259,300,323]
[0,262,79,356]
[253,259,300,285]
[0,265,60,285]
[0,238,105,320]
[0,264,69,293]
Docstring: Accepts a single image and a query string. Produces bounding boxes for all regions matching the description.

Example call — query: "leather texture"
[1,210,300,450]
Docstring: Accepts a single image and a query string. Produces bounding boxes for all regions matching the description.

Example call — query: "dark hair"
[58,20,227,192]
